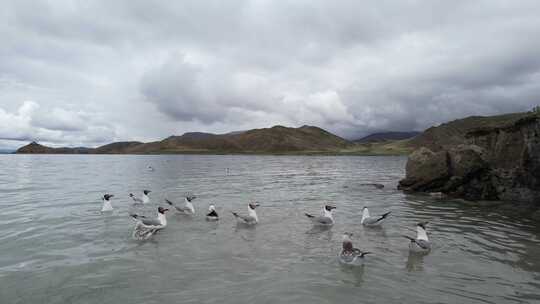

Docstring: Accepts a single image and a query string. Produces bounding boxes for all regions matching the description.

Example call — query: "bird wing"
[305,213,332,225]
[165,199,191,213]
[131,214,161,226]
[352,248,371,257]
[415,239,431,250]
[402,235,416,242]
[402,235,430,249]
[363,211,391,225]
[140,218,162,226]
[232,212,256,223]
[207,210,218,217]
[362,217,379,225]
[313,216,333,225]
[375,211,391,222]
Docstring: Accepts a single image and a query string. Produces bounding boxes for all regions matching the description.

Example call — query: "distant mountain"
[0,149,15,154]
[16,125,353,154]
[16,142,93,154]
[354,131,420,143]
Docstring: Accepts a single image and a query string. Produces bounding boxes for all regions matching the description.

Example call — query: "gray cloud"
[1,0,540,148]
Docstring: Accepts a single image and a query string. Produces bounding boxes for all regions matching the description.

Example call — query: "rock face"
[399,112,540,202]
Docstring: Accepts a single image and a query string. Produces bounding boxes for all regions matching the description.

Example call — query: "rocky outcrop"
[399,112,540,203]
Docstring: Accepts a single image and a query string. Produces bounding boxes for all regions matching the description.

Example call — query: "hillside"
[354,131,420,143]
[16,125,354,154]
[16,142,93,154]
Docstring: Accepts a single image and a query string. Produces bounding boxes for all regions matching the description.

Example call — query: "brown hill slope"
[16,125,354,154]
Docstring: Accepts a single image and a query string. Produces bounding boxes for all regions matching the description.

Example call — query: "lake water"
[1,155,539,304]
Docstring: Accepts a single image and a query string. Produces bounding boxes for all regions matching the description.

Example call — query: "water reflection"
[305,225,333,235]
[339,263,366,287]
[405,252,427,272]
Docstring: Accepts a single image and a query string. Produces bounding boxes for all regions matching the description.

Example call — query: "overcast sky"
[1,0,540,149]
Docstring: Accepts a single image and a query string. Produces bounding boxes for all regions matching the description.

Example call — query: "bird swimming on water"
[360,206,391,227]
[232,202,260,225]
[305,205,336,226]
[165,195,196,215]
[206,204,219,221]
[403,221,431,253]
[101,194,114,212]
[339,232,371,265]
[129,190,151,205]
[130,207,169,240]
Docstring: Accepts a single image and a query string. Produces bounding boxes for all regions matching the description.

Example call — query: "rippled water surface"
[1,155,540,304]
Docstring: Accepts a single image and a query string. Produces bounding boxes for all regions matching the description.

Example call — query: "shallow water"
[0,154,539,304]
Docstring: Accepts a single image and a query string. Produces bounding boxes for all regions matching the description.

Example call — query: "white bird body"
[130,190,151,205]
[101,194,114,212]
[206,205,219,221]
[405,222,431,253]
[361,207,391,226]
[131,207,169,240]
[142,193,150,204]
[305,205,336,226]
[166,197,196,215]
[101,199,113,212]
[232,203,259,225]
[184,198,195,214]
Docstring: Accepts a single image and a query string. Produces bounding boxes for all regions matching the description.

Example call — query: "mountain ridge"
[354,131,420,143]
[16,125,354,154]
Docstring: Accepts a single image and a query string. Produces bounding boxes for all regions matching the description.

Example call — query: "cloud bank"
[2,0,540,148]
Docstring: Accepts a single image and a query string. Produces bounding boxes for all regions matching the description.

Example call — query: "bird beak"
[164,208,169,212]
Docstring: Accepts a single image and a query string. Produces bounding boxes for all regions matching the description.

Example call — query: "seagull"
[305,205,336,226]
[165,195,196,215]
[339,232,371,265]
[403,222,431,253]
[130,207,169,240]
[232,202,260,225]
[360,207,391,227]
[148,166,155,172]
[129,190,151,205]
[206,204,219,221]
[101,194,114,212]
